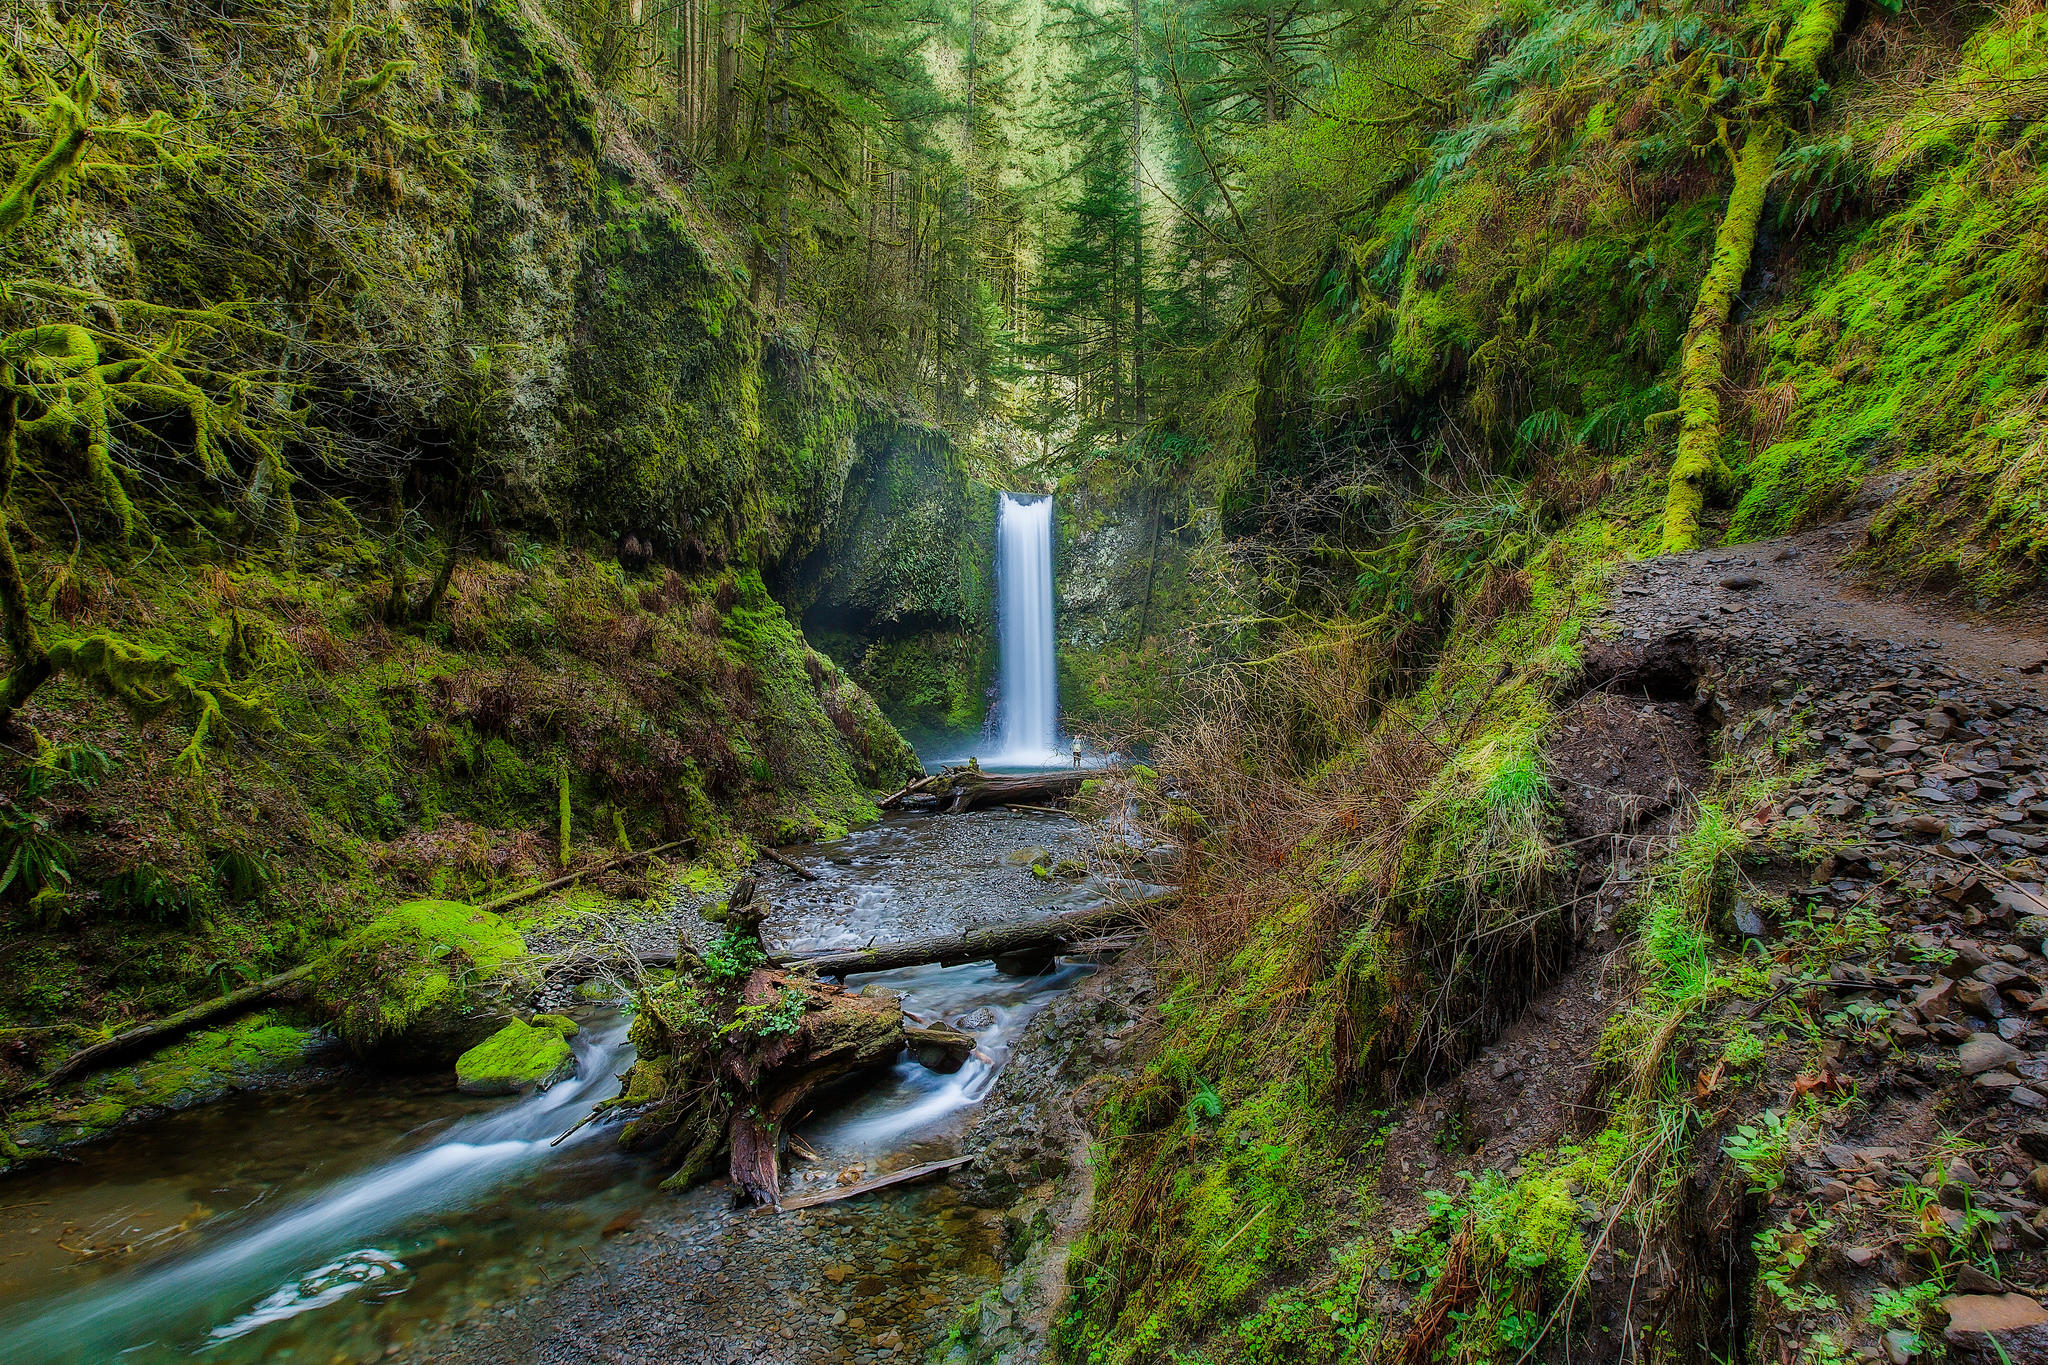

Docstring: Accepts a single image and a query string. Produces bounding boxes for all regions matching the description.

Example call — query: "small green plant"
[104,864,203,927]
[0,801,71,906]
[1720,1030,1766,1070]
[720,986,806,1039]
[1870,1281,1942,1352]
[1753,1215,1837,1313]
[699,926,767,985]
[1724,1109,1792,1192]
[211,848,273,905]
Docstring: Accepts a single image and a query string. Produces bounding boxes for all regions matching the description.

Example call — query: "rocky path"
[1370,519,2048,1359]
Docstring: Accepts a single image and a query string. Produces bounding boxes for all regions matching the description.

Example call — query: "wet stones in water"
[456,1014,579,1095]
[906,1022,975,1075]
[992,948,1058,978]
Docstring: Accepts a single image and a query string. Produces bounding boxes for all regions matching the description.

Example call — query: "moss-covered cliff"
[0,0,924,1088]
[794,420,1000,746]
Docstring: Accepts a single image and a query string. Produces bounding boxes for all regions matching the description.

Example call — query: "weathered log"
[877,773,941,810]
[475,838,696,913]
[776,1154,975,1211]
[618,964,907,1206]
[757,846,819,881]
[785,892,1176,979]
[21,840,699,1101]
[30,963,319,1095]
[616,894,1174,1203]
[929,767,1105,814]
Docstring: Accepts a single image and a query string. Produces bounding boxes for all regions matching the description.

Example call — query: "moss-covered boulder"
[312,900,533,1069]
[455,1014,579,1096]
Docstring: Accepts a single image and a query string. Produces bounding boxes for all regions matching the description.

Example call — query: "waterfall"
[991,493,1061,766]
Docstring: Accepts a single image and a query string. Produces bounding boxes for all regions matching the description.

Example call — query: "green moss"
[311,899,529,1064]
[3,1012,318,1166]
[455,1015,577,1095]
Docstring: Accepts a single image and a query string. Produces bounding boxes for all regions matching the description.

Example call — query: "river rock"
[907,1022,975,1074]
[457,1015,578,1095]
[1959,1034,2026,1076]
[1942,1292,2048,1355]
[311,900,533,1068]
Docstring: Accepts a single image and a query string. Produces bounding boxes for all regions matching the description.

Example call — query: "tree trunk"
[1662,123,1781,552]
[1129,0,1146,437]
[1661,0,1845,550]
[771,896,1171,979]
[715,4,741,162]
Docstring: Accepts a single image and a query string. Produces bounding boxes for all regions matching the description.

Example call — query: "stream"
[0,808,1109,1365]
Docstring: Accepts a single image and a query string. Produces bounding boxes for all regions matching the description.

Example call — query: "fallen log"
[30,963,320,1096]
[929,767,1105,814]
[784,891,1176,979]
[757,846,819,882]
[614,894,1174,1203]
[476,838,696,913]
[776,1155,975,1211]
[617,963,907,1205]
[877,773,941,810]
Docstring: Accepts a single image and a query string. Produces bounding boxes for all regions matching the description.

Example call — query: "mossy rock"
[312,900,533,1069]
[4,1013,322,1169]
[455,1015,578,1096]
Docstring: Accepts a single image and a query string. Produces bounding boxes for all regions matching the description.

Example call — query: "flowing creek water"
[0,808,1110,1364]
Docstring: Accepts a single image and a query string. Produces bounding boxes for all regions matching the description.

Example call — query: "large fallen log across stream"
[879,765,1115,813]
[634,891,1180,979]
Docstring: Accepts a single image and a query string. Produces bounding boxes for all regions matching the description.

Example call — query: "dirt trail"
[1369,520,2048,1359]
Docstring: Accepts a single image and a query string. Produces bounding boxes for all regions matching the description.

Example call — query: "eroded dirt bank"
[1361,521,2048,1362]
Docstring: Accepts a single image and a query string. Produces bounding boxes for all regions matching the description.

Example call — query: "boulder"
[1942,1293,2048,1358]
[456,1016,579,1096]
[312,900,532,1068]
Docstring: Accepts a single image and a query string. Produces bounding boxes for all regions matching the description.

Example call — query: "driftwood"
[757,846,819,881]
[31,963,320,1095]
[786,892,1175,979]
[25,839,698,1099]
[880,766,1114,814]
[617,893,1172,1203]
[776,1155,975,1211]
[618,965,907,1205]
[477,838,696,913]
[877,773,942,809]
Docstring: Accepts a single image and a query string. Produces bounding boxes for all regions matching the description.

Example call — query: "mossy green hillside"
[1171,0,2045,605]
[455,1014,578,1095]
[1055,473,1627,1360]
[0,532,908,1055]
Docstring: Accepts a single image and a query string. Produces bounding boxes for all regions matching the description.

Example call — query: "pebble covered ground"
[1596,523,2048,1358]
